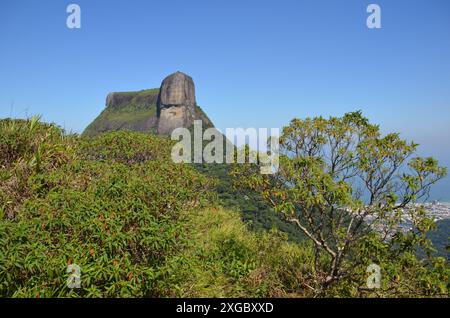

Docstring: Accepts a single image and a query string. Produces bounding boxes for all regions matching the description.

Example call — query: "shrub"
[0,120,214,297]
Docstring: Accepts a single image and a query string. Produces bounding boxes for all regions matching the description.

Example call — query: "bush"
[0,120,214,297]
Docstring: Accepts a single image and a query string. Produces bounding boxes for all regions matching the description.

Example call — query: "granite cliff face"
[83,72,213,137]
[157,72,197,135]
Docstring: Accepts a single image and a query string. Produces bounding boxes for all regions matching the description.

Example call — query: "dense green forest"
[193,162,307,243]
[428,219,450,260]
[0,117,449,297]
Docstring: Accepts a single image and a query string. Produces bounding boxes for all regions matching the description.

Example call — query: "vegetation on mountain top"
[82,89,160,137]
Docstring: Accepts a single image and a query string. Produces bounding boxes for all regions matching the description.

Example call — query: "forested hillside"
[0,117,448,297]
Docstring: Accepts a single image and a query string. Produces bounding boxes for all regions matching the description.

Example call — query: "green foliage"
[0,117,76,220]
[194,105,215,130]
[78,130,172,163]
[82,89,160,137]
[231,111,449,296]
[163,207,315,297]
[427,219,450,260]
[0,119,214,297]
[0,118,311,298]
[194,162,307,243]
[1,116,449,298]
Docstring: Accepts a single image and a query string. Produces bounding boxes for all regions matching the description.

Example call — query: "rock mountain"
[83,72,213,137]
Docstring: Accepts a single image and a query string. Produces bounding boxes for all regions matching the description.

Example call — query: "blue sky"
[1,0,450,199]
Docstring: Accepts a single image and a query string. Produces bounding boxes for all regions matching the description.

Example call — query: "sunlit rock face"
[157,71,197,135]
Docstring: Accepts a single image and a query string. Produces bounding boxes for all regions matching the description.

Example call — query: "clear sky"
[1,0,450,200]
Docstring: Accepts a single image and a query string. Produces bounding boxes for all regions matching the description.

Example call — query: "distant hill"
[428,219,450,260]
[83,72,213,137]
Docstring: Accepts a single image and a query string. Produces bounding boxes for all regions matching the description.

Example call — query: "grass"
[166,207,316,297]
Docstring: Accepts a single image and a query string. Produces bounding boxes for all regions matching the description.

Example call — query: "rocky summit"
[157,72,197,135]
[83,71,213,137]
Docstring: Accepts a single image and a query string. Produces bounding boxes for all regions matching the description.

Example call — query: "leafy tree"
[231,111,448,293]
